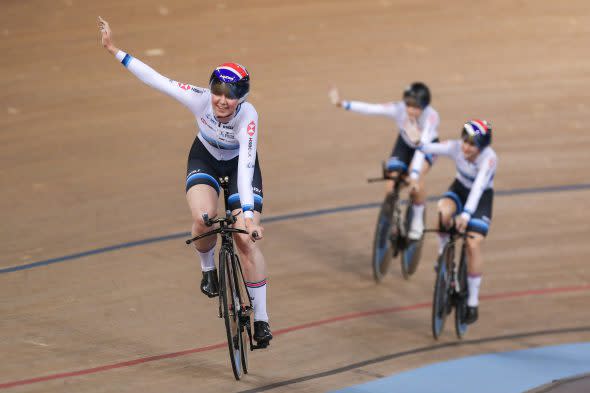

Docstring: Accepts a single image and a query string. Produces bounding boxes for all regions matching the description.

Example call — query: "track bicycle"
[427,219,472,340]
[186,177,265,380]
[368,163,426,282]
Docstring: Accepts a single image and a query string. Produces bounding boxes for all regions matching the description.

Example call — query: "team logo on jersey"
[247,121,256,136]
[178,82,191,91]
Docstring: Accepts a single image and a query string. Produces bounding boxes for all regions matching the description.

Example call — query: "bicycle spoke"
[455,246,469,339]
[432,244,453,339]
[372,194,396,282]
[221,249,243,380]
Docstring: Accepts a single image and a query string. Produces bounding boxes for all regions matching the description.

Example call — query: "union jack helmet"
[461,119,492,149]
[209,62,250,103]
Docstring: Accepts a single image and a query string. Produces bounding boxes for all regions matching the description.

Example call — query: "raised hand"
[328,86,342,107]
[97,16,118,54]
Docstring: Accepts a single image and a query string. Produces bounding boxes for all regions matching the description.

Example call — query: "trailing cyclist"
[417,120,497,324]
[329,83,440,241]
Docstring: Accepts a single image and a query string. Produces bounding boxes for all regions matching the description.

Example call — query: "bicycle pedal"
[252,341,270,350]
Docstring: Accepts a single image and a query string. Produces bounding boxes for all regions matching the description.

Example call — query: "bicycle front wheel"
[220,248,244,380]
[233,254,251,374]
[432,245,453,340]
[371,193,396,282]
[401,205,425,279]
[455,246,469,339]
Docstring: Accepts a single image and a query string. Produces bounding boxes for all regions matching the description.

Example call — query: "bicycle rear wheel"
[371,193,396,282]
[401,205,425,279]
[233,254,251,374]
[432,244,453,340]
[220,248,244,380]
[454,246,469,339]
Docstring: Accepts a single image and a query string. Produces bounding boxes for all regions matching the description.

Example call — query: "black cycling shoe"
[464,306,479,324]
[253,321,273,346]
[200,269,219,298]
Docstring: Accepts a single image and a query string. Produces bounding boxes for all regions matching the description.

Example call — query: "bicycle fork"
[452,263,461,293]
[390,200,404,256]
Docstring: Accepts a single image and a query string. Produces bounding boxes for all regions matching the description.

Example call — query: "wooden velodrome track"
[2,1,590,392]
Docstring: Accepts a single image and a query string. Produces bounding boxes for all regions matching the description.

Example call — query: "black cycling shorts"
[185,138,263,213]
[442,179,494,236]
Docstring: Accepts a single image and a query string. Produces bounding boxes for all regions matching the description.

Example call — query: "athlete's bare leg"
[232,210,266,281]
[186,185,219,253]
[436,198,456,255]
[233,210,269,325]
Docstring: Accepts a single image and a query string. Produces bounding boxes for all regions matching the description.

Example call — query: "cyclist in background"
[329,83,439,240]
[417,120,497,324]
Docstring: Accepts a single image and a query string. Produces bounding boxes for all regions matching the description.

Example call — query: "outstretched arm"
[98,16,207,114]
[329,86,400,118]
[418,139,459,157]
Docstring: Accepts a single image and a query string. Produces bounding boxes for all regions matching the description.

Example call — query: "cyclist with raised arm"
[98,17,272,345]
[329,83,439,240]
[417,120,497,324]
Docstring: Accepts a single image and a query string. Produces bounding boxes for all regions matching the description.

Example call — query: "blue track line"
[2,182,589,275]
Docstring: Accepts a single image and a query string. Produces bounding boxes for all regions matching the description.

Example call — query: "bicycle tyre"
[371,193,396,282]
[220,248,244,380]
[401,205,425,279]
[455,245,469,339]
[233,254,251,374]
[432,244,453,340]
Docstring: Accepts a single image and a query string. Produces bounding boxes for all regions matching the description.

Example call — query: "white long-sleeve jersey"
[419,140,498,216]
[342,100,440,179]
[114,51,258,218]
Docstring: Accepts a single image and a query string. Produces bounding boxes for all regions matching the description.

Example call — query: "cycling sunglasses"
[461,131,477,146]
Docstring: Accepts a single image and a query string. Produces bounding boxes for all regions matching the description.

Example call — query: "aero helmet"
[462,119,492,150]
[209,62,250,103]
[403,82,431,109]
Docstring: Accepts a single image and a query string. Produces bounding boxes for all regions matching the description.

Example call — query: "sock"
[467,274,482,307]
[198,247,215,272]
[437,233,450,255]
[411,203,425,219]
[409,204,425,239]
[246,279,268,322]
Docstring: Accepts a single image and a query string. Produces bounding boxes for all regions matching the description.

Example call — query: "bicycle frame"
[427,218,471,339]
[369,162,424,281]
[185,176,258,380]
